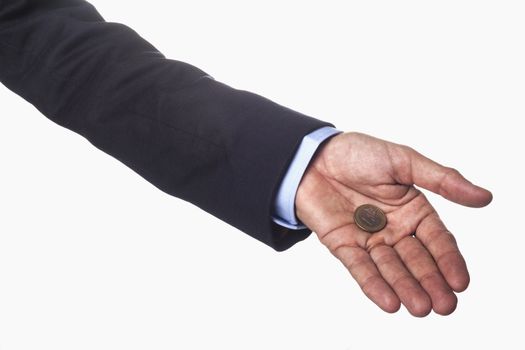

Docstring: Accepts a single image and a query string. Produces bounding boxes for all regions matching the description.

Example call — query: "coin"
[353,204,387,233]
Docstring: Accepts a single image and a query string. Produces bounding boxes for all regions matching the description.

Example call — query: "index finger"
[415,212,470,292]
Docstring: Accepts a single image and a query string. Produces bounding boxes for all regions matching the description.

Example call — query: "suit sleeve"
[0,0,334,251]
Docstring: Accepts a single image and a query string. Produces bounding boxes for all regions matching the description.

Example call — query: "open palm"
[295,132,492,316]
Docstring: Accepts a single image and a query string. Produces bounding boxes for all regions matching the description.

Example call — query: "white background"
[1,0,523,349]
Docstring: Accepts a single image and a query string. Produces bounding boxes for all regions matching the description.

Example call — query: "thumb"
[404,147,493,207]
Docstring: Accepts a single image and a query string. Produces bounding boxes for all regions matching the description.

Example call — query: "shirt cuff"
[272,126,343,230]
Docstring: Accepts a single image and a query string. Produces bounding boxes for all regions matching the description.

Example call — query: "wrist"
[294,133,339,226]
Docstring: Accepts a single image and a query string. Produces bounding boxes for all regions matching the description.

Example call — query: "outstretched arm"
[1,1,493,316]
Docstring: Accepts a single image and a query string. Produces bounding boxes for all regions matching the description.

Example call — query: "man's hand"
[295,132,492,316]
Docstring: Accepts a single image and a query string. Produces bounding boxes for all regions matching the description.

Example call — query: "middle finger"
[370,245,431,317]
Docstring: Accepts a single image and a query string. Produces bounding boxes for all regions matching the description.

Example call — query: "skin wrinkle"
[417,270,446,286]
[405,253,432,273]
[360,275,386,293]
[391,274,420,292]
[298,166,354,236]
[338,248,369,271]
[323,226,362,251]
[361,275,384,293]
[331,162,418,208]
[406,146,416,185]
[312,140,420,208]
[421,228,458,253]
[365,236,387,254]
[436,250,465,268]
[387,142,412,185]
[438,167,461,198]
[360,275,398,311]
[416,209,437,230]
[396,243,429,268]
[436,252,469,292]
[328,176,409,211]
[385,193,430,239]
[373,184,412,204]
[399,207,435,241]
[371,246,400,267]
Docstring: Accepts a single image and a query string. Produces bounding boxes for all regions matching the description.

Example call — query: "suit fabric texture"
[0,0,334,251]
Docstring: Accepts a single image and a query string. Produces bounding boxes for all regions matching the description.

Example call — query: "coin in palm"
[354,204,387,233]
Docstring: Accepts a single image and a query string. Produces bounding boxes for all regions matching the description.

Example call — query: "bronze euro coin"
[354,204,387,233]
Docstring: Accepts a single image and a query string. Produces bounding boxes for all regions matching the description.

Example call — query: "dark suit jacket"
[0,0,334,251]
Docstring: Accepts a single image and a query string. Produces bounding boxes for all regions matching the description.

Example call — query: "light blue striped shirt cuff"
[272,126,342,230]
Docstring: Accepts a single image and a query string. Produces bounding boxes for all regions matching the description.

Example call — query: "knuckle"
[445,167,460,177]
